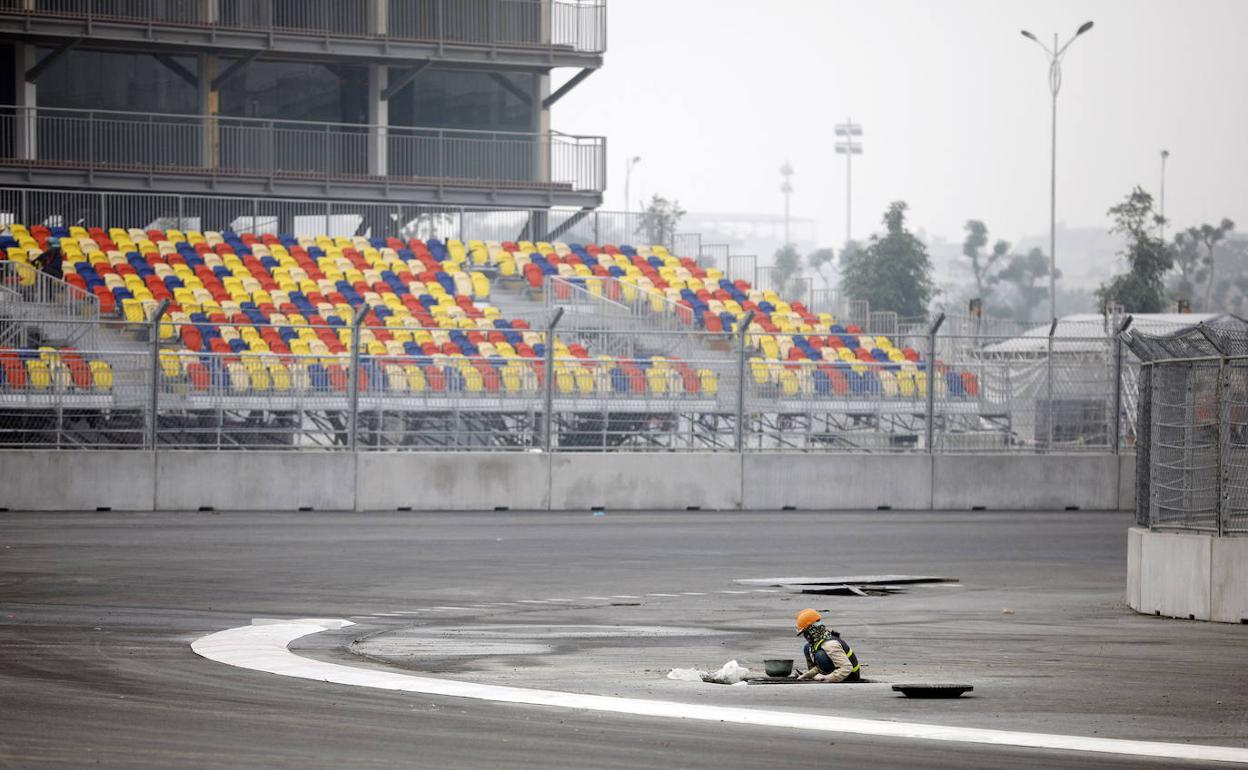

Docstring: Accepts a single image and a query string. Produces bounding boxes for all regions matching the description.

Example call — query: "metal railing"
[0,187,687,256]
[0,0,608,54]
[0,260,99,348]
[0,106,606,193]
[1126,319,1248,535]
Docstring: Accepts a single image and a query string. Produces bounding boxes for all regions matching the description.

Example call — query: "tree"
[961,220,1008,300]
[1095,187,1173,313]
[840,201,934,318]
[770,243,803,294]
[994,247,1056,322]
[1194,218,1235,310]
[806,247,836,288]
[1169,229,1207,306]
[634,194,686,248]
[1207,238,1248,314]
[838,239,863,273]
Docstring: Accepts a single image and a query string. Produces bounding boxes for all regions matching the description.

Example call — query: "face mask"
[803,624,834,649]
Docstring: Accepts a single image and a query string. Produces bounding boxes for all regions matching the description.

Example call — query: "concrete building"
[0,1,606,228]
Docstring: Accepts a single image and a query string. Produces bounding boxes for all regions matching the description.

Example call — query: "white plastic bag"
[667,659,754,685]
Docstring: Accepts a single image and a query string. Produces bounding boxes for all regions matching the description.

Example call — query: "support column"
[14,43,36,160]
[367,64,388,178]
[197,0,219,24]
[198,54,219,170]
[367,0,388,35]
[536,72,550,184]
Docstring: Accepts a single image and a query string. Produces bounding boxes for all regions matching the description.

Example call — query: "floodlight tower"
[835,119,863,245]
[1020,20,1095,323]
[780,161,795,245]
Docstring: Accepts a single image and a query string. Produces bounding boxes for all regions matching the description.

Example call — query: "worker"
[32,237,63,280]
[794,608,861,682]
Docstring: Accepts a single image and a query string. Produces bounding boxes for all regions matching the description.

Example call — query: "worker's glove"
[798,667,819,680]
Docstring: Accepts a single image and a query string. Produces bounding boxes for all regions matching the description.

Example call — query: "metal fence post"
[735,310,756,452]
[1216,356,1228,537]
[925,313,945,453]
[543,307,564,452]
[347,308,366,450]
[1112,316,1133,455]
[148,299,171,450]
[1046,319,1057,451]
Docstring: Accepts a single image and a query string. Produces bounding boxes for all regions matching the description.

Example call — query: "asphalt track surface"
[2,509,1246,769]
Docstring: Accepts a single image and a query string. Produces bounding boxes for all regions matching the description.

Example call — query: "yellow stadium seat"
[404,365,426,392]
[699,369,718,395]
[270,364,290,392]
[385,364,407,392]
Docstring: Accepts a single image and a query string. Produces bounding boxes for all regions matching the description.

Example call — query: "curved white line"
[192,619,1248,765]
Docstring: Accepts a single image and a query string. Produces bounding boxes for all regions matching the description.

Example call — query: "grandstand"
[0,219,981,451]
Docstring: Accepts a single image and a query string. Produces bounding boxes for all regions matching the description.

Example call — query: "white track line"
[679,592,706,596]
[192,620,1248,766]
[646,593,681,597]
[610,595,641,599]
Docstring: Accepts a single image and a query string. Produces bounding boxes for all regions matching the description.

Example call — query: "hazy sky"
[557,0,1248,262]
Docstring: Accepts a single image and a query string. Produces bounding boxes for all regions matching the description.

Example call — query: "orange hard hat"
[795,608,822,635]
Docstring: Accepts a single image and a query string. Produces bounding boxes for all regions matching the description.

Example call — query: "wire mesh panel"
[549,352,738,452]
[0,343,150,449]
[357,353,542,450]
[1149,359,1221,531]
[154,347,353,450]
[1221,359,1248,533]
[1134,363,1152,527]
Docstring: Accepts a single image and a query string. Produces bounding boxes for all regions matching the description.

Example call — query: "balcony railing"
[0,0,606,54]
[0,106,606,194]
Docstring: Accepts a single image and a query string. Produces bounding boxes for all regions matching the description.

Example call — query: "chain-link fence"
[1126,318,1248,534]
[0,305,1151,455]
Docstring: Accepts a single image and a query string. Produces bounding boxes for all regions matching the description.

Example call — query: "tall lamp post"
[834,119,863,245]
[780,161,794,245]
[1021,20,1094,323]
[624,155,642,217]
[1159,149,1170,240]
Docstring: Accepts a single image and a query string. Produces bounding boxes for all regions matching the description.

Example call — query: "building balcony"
[0,0,606,69]
[0,106,605,207]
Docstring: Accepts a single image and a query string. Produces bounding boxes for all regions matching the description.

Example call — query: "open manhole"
[892,683,973,698]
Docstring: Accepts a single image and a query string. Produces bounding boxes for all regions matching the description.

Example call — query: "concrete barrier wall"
[155,452,356,511]
[742,454,932,510]
[0,450,155,511]
[550,453,741,511]
[1127,527,1248,623]
[0,450,1138,513]
[357,453,548,511]
[932,454,1121,511]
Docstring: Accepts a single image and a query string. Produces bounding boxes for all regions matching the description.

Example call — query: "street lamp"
[1021,20,1094,323]
[1160,149,1170,240]
[834,119,863,245]
[624,155,642,217]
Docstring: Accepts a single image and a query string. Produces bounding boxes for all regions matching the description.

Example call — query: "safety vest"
[812,635,860,675]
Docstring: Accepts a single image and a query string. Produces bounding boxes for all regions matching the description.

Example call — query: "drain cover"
[891,683,973,698]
